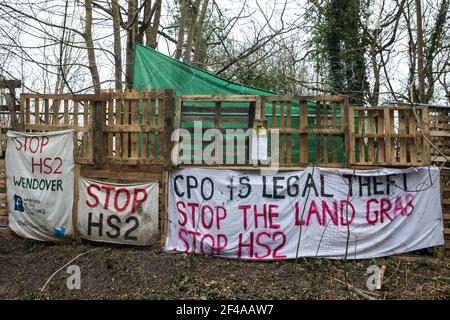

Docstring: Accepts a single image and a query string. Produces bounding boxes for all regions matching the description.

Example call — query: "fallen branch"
[40,248,104,292]
[333,278,381,300]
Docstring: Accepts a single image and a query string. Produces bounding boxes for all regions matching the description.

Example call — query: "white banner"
[6,130,74,241]
[78,178,159,245]
[165,167,444,259]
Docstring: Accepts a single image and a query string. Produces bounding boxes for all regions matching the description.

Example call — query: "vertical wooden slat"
[123,93,130,159]
[299,100,308,163]
[107,95,114,159]
[287,100,292,165]
[384,108,392,164]
[52,99,60,125]
[315,101,322,162]
[158,97,164,161]
[390,109,396,163]
[214,101,221,128]
[279,100,285,165]
[421,107,431,164]
[358,110,365,163]
[253,96,264,167]
[131,96,139,159]
[272,101,277,128]
[115,91,122,160]
[64,99,69,125]
[44,99,50,125]
[271,100,277,165]
[377,110,385,163]
[409,110,417,164]
[142,95,149,159]
[213,101,221,165]
[25,97,30,126]
[347,106,355,165]
[367,110,374,164]
[149,98,156,160]
[89,100,94,163]
[82,100,89,160]
[34,97,40,125]
[73,101,79,159]
[331,102,337,163]
[322,102,328,164]
[399,109,407,164]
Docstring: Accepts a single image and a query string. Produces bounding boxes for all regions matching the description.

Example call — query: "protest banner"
[165,167,444,259]
[7,130,74,241]
[78,178,159,245]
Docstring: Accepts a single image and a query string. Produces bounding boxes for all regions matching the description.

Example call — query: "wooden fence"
[20,89,174,166]
[173,95,258,166]
[429,106,450,164]
[17,92,445,168]
[0,90,449,254]
[173,95,435,168]
[348,105,430,166]
[21,93,96,163]
[263,95,348,166]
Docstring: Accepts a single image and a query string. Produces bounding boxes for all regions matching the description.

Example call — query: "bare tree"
[111,0,122,90]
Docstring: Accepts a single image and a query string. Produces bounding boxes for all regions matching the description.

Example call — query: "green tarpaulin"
[132,43,346,163]
[133,43,277,96]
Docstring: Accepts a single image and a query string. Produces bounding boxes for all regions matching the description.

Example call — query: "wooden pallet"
[0,158,7,232]
[440,170,450,257]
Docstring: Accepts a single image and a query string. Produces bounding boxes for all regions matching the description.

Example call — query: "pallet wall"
[441,170,450,257]
[0,159,7,233]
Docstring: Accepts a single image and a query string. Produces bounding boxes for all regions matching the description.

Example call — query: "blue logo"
[53,227,66,238]
[14,195,24,212]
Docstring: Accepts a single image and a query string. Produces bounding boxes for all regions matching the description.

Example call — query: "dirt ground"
[0,231,449,300]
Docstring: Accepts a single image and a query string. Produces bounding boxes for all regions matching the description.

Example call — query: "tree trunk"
[414,0,425,103]
[175,0,189,60]
[183,0,199,64]
[84,0,101,93]
[6,90,19,131]
[193,0,209,68]
[112,0,122,90]
[145,0,162,49]
[125,0,138,89]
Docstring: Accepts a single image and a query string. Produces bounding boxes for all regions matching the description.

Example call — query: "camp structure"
[0,45,449,259]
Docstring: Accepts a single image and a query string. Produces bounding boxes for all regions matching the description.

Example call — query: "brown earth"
[0,231,449,300]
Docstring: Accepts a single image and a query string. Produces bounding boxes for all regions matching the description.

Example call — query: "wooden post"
[172,96,182,167]
[93,99,105,167]
[160,170,169,246]
[19,93,26,131]
[163,89,175,169]
[421,106,431,164]
[72,164,81,242]
[346,104,355,165]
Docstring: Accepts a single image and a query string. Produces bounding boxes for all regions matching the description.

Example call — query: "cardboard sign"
[6,130,74,241]
[165,167,444,259]
[78,178,159,245]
